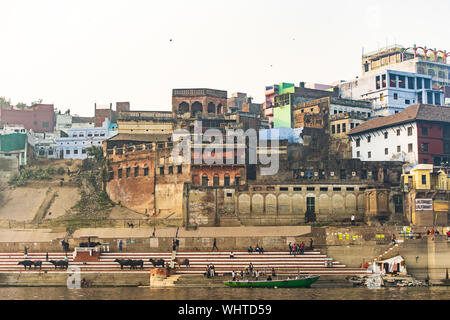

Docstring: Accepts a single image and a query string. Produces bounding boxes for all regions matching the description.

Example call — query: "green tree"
[16,102,27,109]
[0,97,11,109]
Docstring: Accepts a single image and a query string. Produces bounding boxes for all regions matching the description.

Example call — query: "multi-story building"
[362,44,450,87]
[117,110,175,135]
[0,104,54,133]
[56,118,117,159]
[349,104,450,166]
[172,88,227,116]
[339,69,444,116]
[227,92,262,115]
[0,133,28,177]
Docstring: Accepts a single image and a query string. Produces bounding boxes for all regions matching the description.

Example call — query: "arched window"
[178,102,189,113]
[207,102,215,113]
[224,174,230,187]
[213,174,219,186]
[202,174,209,186]
[191,102,203,116]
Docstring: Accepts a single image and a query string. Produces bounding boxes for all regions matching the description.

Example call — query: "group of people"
[205,264,216,278]
[289,238,314,256]
[231,266,276,281]
[427,228,440,236]
[247,245,265,254]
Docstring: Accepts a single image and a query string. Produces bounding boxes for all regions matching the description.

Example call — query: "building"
[56,118,117,159]
[28,131,58,159]
[0,133,28,177]
[362,44,450,87]
[94,102,130,127]
[273,84,339,128]
[349,104,450,166]
[402,164,450,226]
[339,69,444,116]
[227,92,262,115]
[0,104,54,133]
[117,111,175,135]
[172,88,227,116]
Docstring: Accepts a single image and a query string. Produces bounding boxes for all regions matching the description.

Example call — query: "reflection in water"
[1,286,450,300]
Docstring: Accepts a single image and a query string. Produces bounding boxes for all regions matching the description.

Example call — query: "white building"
[339,70,444,116]
[56,118,117,159]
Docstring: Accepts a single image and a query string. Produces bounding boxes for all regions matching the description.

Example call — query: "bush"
[46,165,55,175]
[57,167,65,175]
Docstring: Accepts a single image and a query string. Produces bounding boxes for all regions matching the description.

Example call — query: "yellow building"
[402,164,450,226]
[117,111,175,135]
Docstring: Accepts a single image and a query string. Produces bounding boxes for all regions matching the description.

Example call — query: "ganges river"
[1,286,450,300]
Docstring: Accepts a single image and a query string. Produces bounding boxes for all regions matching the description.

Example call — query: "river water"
[1,286,450,300]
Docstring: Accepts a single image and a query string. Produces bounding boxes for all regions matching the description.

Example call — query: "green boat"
[224,275,320,288]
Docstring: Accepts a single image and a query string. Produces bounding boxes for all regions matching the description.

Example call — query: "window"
[280,187,289,191]
[424,78,431,89]
[384,148,388,155]
[48,150,53,155]
[337,124,341,133]
[417,78,423,89]
[88,133,93,137]
[368,151,372,158]
[74,149,78,154]
[350,123,354,129]
[427,91,433,104]
[202,175,209,186]
[331,125,335,134]
[143,167,149,176]
[397,145,401,152]
[320,187,328,191]
[397,129,401,136]
[168,166,173,174]
[224,175,230,186]
[408,143,413,153]
[134,167,139,177]
[398,76,405,88]
[66,149,70,154]
[356,138,360,147]
[33,121,38,126]
[359,187,366,191]
[177,165,182,174]
[408,77,415,89]
[384,132,388,139]
[418,67,425,74]
[361,170,367,179]
[213,175,219,186]
[160,167,164,175]
[382,74,387,88]
[389,74,397,87]
[408,127,413,136]
[346,187,355,191]
[422,127,428,136]
[356,151,360,157]
[376,76,381,89]
[421,175,427,185]
[340,169,346,179]
[126,167,130,178]
[82,149,86,154]
[307,187,315,191]
[293,187,302,191]
[118,168,122,179]
[393,93,398,100]
[367,136,371,143]
[405,99,410,105]
[435,92,441,105]
[427,69,435,77]
[333,187,341,191]
[438,71,445,79]
[342,123,346,133]
[421,143,429,152]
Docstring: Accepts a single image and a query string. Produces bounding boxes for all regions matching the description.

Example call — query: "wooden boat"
[224,275,320,288]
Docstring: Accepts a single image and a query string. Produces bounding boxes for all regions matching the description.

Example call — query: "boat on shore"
[224,275,320,288]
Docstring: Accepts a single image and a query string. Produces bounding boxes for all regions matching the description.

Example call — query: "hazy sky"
[1,0,449,116]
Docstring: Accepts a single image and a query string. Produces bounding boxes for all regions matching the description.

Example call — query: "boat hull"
[224,276,320,288]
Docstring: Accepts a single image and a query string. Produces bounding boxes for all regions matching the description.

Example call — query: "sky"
[1,0,449,116]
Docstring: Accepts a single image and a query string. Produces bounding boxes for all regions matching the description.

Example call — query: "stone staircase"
[0,250,370,276]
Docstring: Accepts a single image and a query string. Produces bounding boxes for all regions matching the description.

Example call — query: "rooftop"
[348,104,450,135]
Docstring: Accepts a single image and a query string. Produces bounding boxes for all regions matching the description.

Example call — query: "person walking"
[249,263,253,273]
[119,240,123,251]
[288,242,292,255]
[351,214,355,226]
[309,238,314,251]
[293,243,297,256]
[212,238,219,251]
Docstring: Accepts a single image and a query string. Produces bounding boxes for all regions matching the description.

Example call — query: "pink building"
[0,104,55,133]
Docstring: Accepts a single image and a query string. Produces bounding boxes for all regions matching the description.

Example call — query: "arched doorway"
[207,102,215,114]
[178,102,189,113]
[191,102,203,116]
[217,103,223,114]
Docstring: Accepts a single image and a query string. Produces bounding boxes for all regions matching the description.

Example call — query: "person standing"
[288,242,292,255]
[293,243,297,256]
[45,252,49,262]
[24,246,28,259]
[119,240,123,251]
[309,238,314,251]
[249,263,253,273]
[212,238,219,251]
[300,242,305,255]
[351,214,355,226]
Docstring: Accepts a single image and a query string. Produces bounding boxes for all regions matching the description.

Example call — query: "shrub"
[57,167,65,175]
[46,165,55,175]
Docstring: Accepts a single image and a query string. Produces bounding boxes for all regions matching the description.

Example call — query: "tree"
[0,97,11,109]
[16,102,27,109]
